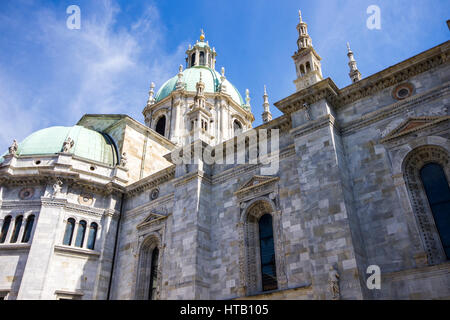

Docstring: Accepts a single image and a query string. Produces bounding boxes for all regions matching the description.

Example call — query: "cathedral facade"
[0,13,449,300]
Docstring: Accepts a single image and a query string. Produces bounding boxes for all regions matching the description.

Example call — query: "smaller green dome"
[4,125,118,166]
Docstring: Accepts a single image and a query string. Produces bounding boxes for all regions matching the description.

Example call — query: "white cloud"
[0,0,185,152]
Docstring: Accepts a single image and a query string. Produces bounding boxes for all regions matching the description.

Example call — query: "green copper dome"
[155,66,245,106]
[7,125,118,166]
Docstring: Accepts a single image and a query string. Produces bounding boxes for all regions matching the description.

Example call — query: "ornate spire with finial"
[347,42,362,83]
[262,85,272,123]
[293,10,323,92]
[296,9,312,50]
[147,82,155,106]
[176,64,185,90]
[245,89,251,109]
[220,67,227,93]
[195,72,206,109]
[200,28,205,41]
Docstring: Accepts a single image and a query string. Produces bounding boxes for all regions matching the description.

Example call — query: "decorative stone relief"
[78,193,94,206]
[328,265,340,300]
[19,187,34,200]
[52,179,63,198]
[150,188,159,201]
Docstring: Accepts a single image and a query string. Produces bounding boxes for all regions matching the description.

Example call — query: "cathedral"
[0,12,449,300]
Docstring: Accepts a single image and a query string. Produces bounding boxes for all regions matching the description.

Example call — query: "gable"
[381,116,450,143]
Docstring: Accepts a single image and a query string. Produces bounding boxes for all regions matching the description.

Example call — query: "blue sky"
[0,0,448,153]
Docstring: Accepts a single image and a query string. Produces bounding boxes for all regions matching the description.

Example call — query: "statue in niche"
[52,179,63,198]
[328,265,340,300]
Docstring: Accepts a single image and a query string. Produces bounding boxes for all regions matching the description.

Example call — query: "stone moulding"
[124,194,174,219]
[54,244,101,259]
[380,116,450,143]
[290,114,339,138]
[126,166,175,197]
[40,197,119,219]
[275,41,449,114]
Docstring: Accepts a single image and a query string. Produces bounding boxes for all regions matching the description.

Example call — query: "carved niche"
[234,175,288,296]
[403,145,449,265]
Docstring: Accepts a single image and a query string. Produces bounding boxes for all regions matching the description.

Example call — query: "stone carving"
[120,152,128,168]
[62,137,74,153]
[78,193,94,206]
[8,139,18,155]
[328,265,340,300]
[52,179,63,198]
[150,188,159,200]
[19,187,35,200]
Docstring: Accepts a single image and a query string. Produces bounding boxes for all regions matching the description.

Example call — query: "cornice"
[172,170,212,187]
[40,197,119,218]
[290,114,339,138]
[124,193,174,218]
[1,200,42,210]
[125,165,175,197]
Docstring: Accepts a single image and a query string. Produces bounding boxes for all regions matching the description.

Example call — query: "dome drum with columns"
[142,31,254,147]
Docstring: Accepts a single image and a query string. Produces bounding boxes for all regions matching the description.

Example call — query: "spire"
[200,28,205,41]
[292,10,323,92]
[245,89,251,110]
[194,72,206,109]
[185,29,216,68]
[220,67,227,93]
[347,42,362,83]
[147,82,155,106]
[296,9,312,50]
[262,85,272,123]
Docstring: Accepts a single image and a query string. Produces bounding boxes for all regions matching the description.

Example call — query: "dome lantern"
[185,29,216,69]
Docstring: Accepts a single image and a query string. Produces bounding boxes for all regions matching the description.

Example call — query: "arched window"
[199,51,205,66]
[87,222,98,250]
[75,220,87,248]
[259,214,278,291]
[233,120,242,136]
[149,247,159,300]
[420,163,450,259]
[155,116,166,137]
[300,64,306,76]
[404,145,450,264]
[0,216,12,243]
[305,62,311,72]
[136,236,161,300]
[21,215,35,243]
[10,215,23,243]
[63,218,75,246]
[191,53,196,67]
[241,200,285,295]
